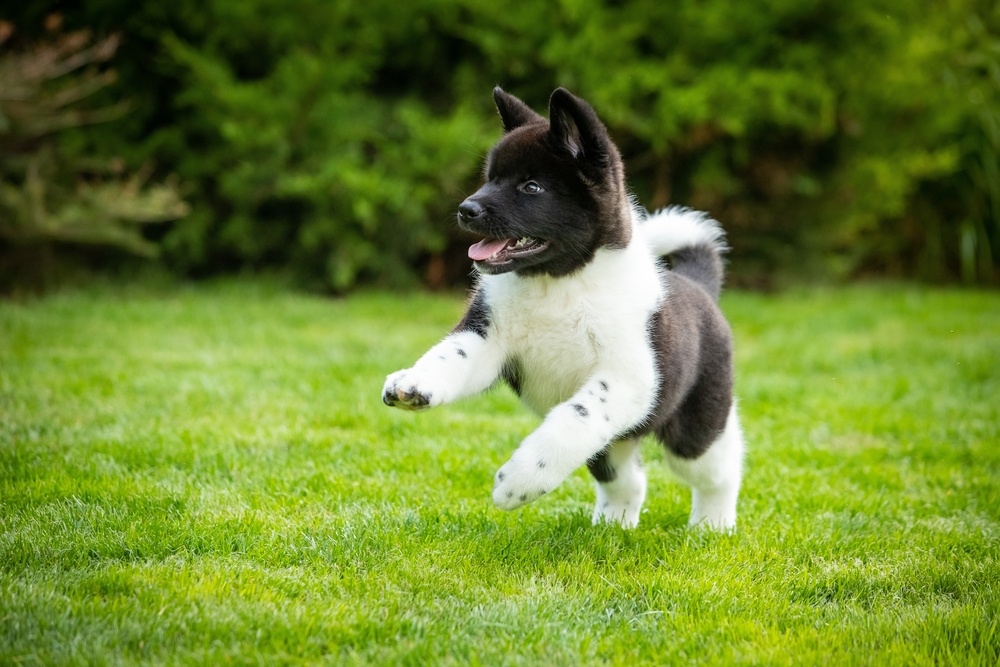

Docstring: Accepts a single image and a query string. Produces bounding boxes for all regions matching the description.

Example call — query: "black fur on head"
[457,87,632,277]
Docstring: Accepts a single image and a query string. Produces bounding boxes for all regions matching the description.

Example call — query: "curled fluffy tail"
[637,206,728,300]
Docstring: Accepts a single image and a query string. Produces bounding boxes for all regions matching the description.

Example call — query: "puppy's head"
[458,87,631,277]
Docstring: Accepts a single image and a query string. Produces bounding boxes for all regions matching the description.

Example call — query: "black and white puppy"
[382,87,744,530]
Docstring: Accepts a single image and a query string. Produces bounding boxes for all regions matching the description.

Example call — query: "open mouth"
[467,236,549,267]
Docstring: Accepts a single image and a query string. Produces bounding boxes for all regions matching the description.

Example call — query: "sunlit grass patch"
[1,282,997,665]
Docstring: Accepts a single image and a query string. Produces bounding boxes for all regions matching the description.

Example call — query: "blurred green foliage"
[4,0,998,289]
[0,27,188,289]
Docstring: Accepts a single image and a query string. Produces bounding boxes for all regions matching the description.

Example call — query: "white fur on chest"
[480,239,664,414]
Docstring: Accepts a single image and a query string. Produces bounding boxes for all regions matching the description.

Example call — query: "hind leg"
[665,404,744,530]
[588,438,647,529]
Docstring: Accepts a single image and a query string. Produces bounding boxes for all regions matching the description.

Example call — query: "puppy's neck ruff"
[480,228,660,301]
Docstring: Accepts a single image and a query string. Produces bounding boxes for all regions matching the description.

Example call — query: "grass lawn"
[1,280,998,665]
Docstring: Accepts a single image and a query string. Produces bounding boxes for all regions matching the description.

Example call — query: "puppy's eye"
[519,180,544,195]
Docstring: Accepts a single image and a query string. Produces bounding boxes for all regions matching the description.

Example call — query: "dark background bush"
[3,0,998,291]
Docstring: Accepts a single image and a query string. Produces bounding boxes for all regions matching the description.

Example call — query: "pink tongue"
[468,238,511,261]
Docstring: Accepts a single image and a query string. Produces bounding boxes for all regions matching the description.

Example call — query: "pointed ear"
[547,87,610,164]
[493,86,545,133]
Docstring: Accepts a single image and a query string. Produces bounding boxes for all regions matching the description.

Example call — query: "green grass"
[1,281,998,666]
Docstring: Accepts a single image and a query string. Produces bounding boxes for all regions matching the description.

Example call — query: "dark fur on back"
[668,245,725,301]
[647,274,733,458]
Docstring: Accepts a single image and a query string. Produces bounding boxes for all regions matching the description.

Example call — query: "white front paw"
[492,447,564,510]
[382,368,447,411]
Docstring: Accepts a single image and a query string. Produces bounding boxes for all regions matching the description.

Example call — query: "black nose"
[458,199,485,222]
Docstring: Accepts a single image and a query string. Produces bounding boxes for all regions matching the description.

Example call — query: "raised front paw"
[492,449,563,510]
[382,369,440,410]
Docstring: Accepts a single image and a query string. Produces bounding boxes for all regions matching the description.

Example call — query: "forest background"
[2,0,998,292]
